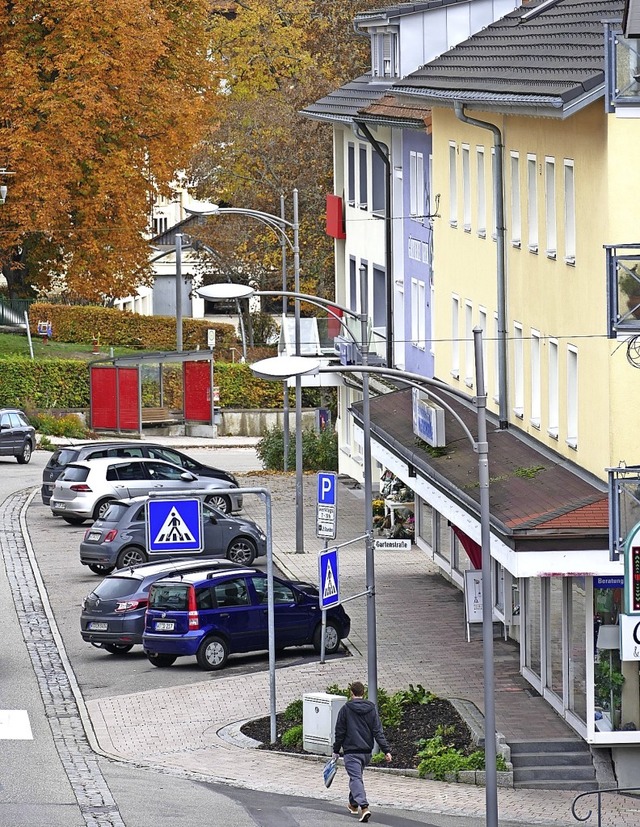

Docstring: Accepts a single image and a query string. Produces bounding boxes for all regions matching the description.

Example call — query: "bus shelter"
[89,350,216,437]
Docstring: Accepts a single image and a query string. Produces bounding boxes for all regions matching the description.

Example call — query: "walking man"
[332,681,392,822]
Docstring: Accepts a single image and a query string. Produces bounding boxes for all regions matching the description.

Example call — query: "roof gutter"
[454,102,509,428]
[353,119,394,368]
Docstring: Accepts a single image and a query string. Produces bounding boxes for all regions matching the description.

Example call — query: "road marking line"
[0,710,33,739]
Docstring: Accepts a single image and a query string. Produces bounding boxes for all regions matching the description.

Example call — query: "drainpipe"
[354,119,394,368]
[454,103,508,428]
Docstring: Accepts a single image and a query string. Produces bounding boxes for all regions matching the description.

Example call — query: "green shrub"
[29,411,88,438]
[325,683,351,699]
[377,688,405,730]
[38,435,55,452]
[370,752,387,765]
[281,725,303,748]
[257,425,338,471]
[396,684,436,706]
[283,699,303,724]
[416,735,507,780]
[0,357,89,409]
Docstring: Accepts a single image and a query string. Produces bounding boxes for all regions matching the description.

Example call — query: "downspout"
[354,119,394,368]
[454,102,508,428]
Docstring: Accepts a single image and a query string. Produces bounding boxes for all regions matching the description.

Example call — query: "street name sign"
[316,471,337,539]
[146,498,203,553]
[318,547,340,609]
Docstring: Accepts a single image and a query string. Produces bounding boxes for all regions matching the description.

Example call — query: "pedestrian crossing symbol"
[146,498,203,553]
[318,547,340,609]
[153,507,196,544]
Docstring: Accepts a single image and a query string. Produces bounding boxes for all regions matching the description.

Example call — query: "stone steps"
[509,739,597,790]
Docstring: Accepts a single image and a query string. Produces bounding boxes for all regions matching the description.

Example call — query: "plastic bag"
[323,756,338,788]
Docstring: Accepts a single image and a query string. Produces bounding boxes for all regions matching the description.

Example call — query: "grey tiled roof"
[300,75,394,125]
[393,0,625,114]
[354,0,470,24]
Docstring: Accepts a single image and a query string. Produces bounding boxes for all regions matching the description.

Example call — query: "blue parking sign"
[146,498,203,553]
[317,472,337,506]
[318,547,340,609]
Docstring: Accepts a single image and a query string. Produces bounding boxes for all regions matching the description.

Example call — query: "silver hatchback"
[50,457,243,525]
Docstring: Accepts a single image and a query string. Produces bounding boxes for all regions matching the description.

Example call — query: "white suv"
[50,457,243,525]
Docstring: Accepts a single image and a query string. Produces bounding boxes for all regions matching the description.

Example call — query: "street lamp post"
[250,328,499,827]
[187,195,305,552]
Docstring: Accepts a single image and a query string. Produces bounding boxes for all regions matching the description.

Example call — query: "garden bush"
[256,425,338,471]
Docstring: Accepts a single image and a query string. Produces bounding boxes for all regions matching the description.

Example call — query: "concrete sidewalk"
[83,470,639,826]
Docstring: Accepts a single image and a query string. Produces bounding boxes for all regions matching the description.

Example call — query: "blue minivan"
[143,569,351,670]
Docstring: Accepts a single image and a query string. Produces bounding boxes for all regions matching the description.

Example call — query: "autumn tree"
[0,0,216,301]
[190,0,374,302]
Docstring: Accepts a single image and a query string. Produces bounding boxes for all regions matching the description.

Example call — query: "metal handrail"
[572,786,640,825]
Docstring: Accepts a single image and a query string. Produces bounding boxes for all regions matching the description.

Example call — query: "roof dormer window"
[371,30,398,78]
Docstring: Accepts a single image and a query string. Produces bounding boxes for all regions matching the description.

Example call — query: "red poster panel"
[184,361,211,422]
[117,368,140,430]
[90,367,117,429]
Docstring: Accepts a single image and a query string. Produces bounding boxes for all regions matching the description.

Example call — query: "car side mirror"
[0,423,9,430]
[180,471,195,481]
[208,515,217,524]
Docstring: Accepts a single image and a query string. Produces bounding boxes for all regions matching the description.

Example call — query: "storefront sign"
[412,388,445,447]
[620,614,640,660]
[624,521,640,614]
[594,576,625,589]
[373,538,412,551]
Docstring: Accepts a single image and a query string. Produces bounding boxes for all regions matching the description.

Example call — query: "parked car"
[0,408,36,464]
[80,496,266,574]
[143,569,351,670]
[50,457,243,525]
[81,559,244,654]
[41,441,238,505]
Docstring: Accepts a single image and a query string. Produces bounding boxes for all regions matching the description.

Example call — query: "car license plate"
[88,622,108,631]
[52,501,65,509]
[155,621,175,631]
[88,532,102,541]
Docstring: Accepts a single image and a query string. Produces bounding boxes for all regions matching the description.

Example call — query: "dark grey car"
[81,558,247,654]
[41,440,238,505]
[79,496,267,574]
[0,408,36,464]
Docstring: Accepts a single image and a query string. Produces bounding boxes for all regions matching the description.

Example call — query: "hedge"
[0,357,299,411]
[28,303,237,351]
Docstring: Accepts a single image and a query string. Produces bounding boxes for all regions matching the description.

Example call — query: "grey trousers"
[343,752,371,808]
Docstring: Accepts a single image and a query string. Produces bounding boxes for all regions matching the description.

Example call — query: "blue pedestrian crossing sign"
[318,547,340,609]
[146,498,203,553]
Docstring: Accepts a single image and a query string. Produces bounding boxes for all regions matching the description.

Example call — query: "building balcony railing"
[605,22,640,113]
[605,243,640,338]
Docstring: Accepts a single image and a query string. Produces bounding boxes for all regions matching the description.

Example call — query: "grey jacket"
[332,698,390,756]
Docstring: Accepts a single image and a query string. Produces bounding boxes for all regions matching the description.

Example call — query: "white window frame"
[548,338,559,439]
[476,146,486,238]
[564,159,576,265]
[449,142,457,227]
[527,154,538,253]
[371,30,399,78]
[465,301,474,387]
[428,154,435,217]
[566,345,578,449]
[411,278,426,349]
[409,151,425,221]
[462,144,471,231]
[451,295,460,378]
[510,151,521,248]
[545,156,557,259]
[514,322,524,418]
[530,329,541,429]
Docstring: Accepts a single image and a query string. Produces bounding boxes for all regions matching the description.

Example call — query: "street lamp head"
[250,356,321,381]
[196,283,255,301]
[184,200,221,216]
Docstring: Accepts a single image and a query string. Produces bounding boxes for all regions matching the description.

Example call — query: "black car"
[79,496,266,574]
[80,558,244,654]
[41,441,238,504]
[0,408,36,464]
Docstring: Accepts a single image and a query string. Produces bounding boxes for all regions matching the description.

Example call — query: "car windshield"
[101,502,131,522]
[60,465,90,482]
[92,577,142,599]
[149,583,189,610]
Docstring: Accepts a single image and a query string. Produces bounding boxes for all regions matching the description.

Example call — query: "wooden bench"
[140,407,176,425]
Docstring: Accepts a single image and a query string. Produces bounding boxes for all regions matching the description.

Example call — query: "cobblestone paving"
[1,489,125,827]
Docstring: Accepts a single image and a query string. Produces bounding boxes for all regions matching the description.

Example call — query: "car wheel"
[226,537,256,566]
[146,652,177,668]
[102,644,134,655]
[116,546,148,569]
[196,635,229,670]
[88,564,115,575]
[313,620,341,655]
[62,516,87,526]
[205,493,231,513]
[93,499,115,521]
[16,441,32,464]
